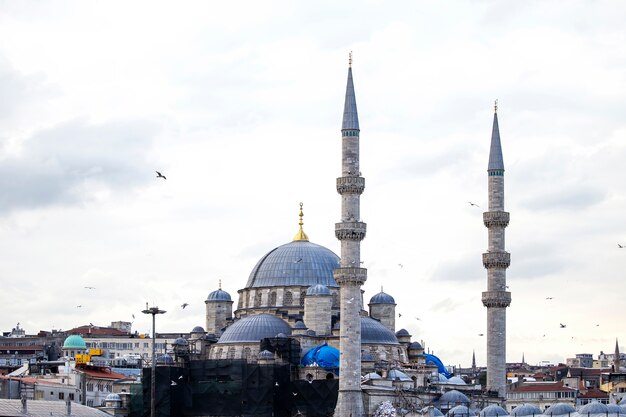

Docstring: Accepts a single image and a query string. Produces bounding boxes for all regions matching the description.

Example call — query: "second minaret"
[333,56,367,417]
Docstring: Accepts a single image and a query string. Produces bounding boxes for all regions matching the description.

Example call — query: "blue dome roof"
[447,376,467,385]
[258,350,275,359]
[294,321,307,329]
[246,241,340,288]
[207,289,232,301]
[218,314,292,343]
[432,408,445,417]
[388,369,412,381]
[511,404,542,417]
[369,291,396,304]
[396,328,410,337]
[157,354,174,364]
[605,404,623,414]
[438,390,470,406]
[191,326,205,333]
[301,343,340,370]
[361,317,399,344]
[480,405,509,417]
[173,337,188,346]
[105,393,122,402]
[448,405,477,417]
[63,335,87,350]
[306,284,331,296]
[409,341,423,350]
[543,403,575,416]
[578,401,608,415]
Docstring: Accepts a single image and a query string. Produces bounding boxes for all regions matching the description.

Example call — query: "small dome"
[207,289,232,301]
[306,284,331,296]
[480,405,509,417]
[191,326,205,333]
[105,393,122,402]
[301,343,340,370]
[396,329,410,337]
[63,335,87,350]
[218,314,292,343]
[157,354,174,364]
[438,373,449,382]
[620,397,626,406]
[432,409,444,417]
[369,291,396,305]
[388,369,412,381]
[361,317,399,344]
[294,321,307,329]
[605,404,623,414]
[365,372,382,380]
[438,390,470,406]
[448,405,477,417]
[305,329,316,336]
[408,341,423,350]
[258,350,275,360]
[447,376,467,385]
[173,337,188,346]
[578,401,609,415]
[543,403,575,416]
[511,404,542,417]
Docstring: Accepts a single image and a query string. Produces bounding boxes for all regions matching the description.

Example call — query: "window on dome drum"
[255,291,262,307]
[284,291,293,305]
[300,291,306,307]
[244,347,251,360]
[216,348,223,359]
[269,291,277,305]
[227,347,236,359]
[332,293,339,308]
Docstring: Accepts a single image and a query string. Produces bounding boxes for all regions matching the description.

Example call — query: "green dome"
[63,335,87,350]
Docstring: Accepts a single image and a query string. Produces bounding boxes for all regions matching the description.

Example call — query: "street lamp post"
[142,304,166,417]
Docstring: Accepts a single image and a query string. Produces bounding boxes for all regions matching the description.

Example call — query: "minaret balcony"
[482,251,510,269]
[336,176,365,195]
[335,222,367,241]
[482,291,511,308]
[483,211,510,228]
[333,267,367,285]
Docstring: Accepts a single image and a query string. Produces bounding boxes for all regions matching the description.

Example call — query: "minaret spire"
[482,101,511,397]
[334,56,367,417]
[614,339,621,371]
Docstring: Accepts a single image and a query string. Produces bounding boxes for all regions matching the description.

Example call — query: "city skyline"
[0,1,625,368]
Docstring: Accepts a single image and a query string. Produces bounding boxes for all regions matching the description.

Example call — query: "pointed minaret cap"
[342,52,360,131]
[293,202,309,241]
[488,99,505,171]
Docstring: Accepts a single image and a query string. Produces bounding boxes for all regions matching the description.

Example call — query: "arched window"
[244,347,251,360]
[300,291,306,307]
[215,347,223,359]
[284,291,293,306]
[269,291,277,305]
[254,291,262,307]
[227,346,236,359]
[332,293,339,308]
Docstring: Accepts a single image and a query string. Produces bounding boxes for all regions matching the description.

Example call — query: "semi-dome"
[63,335,87,350]
[207,288,232,301]
[544,403,576,416]
[438,390,470,406]
[480,405,508,417]
[447,376,467,385]
[218,314,292,343]
[306,284,331,296]
[577,401,608,415]
[448,405,477,417]
[511,404,542,417]
[369,291,396,305]
[388,369,412,381]
[301,343,340,370]
[246,240,340,288]
[361,317,399,344]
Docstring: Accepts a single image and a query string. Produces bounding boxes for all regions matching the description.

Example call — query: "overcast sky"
[1,1,625,368]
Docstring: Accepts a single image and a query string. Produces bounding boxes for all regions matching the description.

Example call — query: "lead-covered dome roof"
[361,317,399,344]
[480,405,508,417]
[511,404,542,417]
[448,405,477,417]
[438,390,470,406]
[369,291,396,305]
[246,241,340,288]
[577,401,608,415]
[218,314,292,343]
[207,288,231,301]
[543,403,575,416]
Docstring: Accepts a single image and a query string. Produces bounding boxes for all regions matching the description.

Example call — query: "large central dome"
[245,240,340,288]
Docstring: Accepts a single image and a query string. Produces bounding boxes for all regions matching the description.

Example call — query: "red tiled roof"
[68,326,129,337]
[75,366,132,380]
[0,345,44,352]
[579,388,609,399]
[509,382,577,393]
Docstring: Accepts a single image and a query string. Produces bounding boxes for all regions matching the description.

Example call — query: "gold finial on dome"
[293,202,309,241]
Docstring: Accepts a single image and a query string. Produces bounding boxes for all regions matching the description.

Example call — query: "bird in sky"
[181,303,189,309]
[171,381,177,386]
[468,201,480,208]
[89,323,94,326]
[619,244,624,248]
[132,314,135,319]
[398,263,403,268]
[178,375,183,380]
[546,297,553,300]
[398,313,402,318]
[346,298,354,304]
[156,171,167,180]
[478,333,484,336]
[415,317,420,321]
[84,286,95,289]
[76,305,82,308]
[560,323,566,328]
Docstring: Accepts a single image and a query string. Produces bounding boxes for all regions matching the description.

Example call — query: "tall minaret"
[482,100,511,397]
[333,53,367,417]
[614,339,621,371]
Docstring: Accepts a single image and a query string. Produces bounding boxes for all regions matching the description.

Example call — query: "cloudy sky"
[1,1,625,368]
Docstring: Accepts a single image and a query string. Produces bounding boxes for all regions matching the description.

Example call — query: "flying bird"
[76,305,83,308]
[619,244,624,248]
[398,263,403,268]
[415,317,421,321]
[346,298,354,304]
[155,171,167,180]
[546,297,553,300]
[559,323,566,328]
[398,313,402,318]
[181,303,189,309]
[468,201,480,208]
[171,381,177,386]
[478,333,484,336]
[132,314,135,319]
[84,286,96,289]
